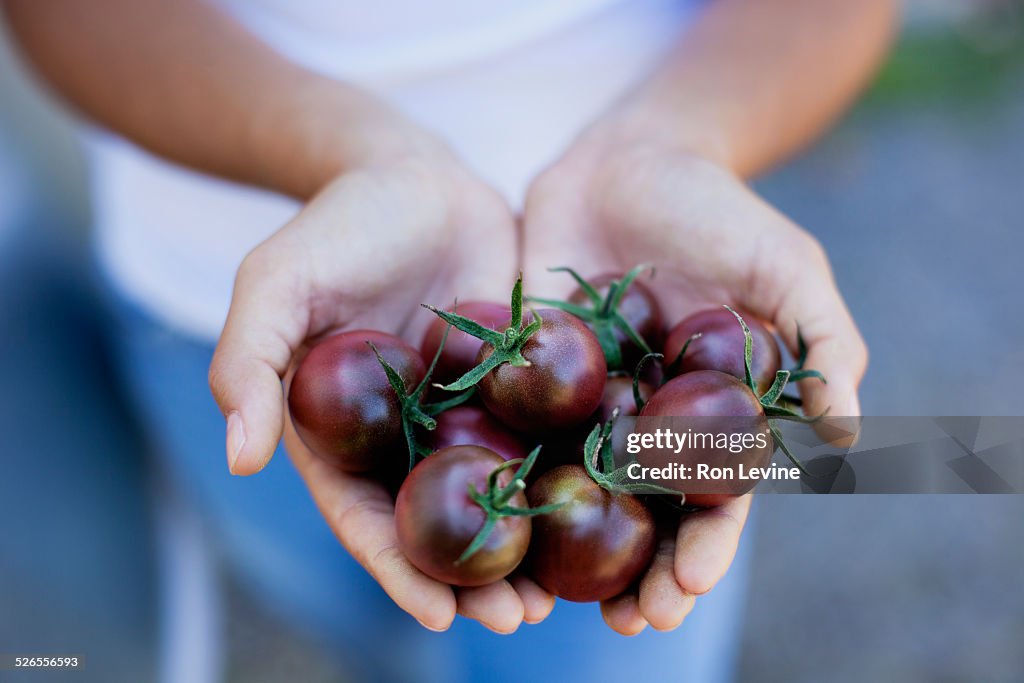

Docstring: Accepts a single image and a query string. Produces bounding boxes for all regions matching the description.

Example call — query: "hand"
[522,136,868,633]
[209,151,555,633]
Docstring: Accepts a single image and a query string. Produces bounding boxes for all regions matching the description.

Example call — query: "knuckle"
[334,497,388,540]
[368,543,406,581]
[332,499,397,578]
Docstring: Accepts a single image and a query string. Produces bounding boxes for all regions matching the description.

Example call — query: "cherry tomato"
[288,330,425,472]
[540,376,654,473]
[526,464,656,602]
[569,273,664,368]
[420,302,512,385]
[478,309,607,433]
[638,370,772,507]
[596,375,654,423]
[427,406,528,462]
[664,308,781,393]
[395,445,531,586]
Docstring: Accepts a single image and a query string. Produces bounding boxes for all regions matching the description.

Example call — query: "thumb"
[209,247,310,475]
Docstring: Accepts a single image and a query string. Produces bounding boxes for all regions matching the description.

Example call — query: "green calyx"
[423,274,543,392]
[582,410,684,500]
[787,325,827,383]
[458,445,563,564]
[723,305,827,476]
[370,326,474,472]
[527,264,655,371]
[664,332,703,377]
[632,352,663,413]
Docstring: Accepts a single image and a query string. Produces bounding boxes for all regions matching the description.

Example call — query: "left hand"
[210,152,552,634]
[521,130,867,634]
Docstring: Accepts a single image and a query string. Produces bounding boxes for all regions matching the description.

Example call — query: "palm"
[276,160,517,345]
[521,147,862,634]
[523,150,775,327]
[215,158,552,633]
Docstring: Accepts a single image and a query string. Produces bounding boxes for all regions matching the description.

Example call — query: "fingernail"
[227,411,246,473]
[416,619,449,633]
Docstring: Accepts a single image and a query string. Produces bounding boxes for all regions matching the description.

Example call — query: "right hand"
[209,148,555,633]
[522,134,868,635]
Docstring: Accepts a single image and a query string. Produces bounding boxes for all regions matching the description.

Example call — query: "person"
[4,0,893,680]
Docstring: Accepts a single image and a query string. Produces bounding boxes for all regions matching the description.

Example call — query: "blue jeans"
[108,294,751,683]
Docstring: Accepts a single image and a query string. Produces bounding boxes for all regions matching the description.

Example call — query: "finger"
[674,494,753,595]
[599,591,648,636]
[456,581,525,634]
[639,537,696,631]
[285,426,457,631]
[749,235,868,426]
[210,244,311,475]
[508,574,556,625]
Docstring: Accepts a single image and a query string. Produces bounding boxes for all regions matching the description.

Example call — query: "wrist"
[256,76,452,198]
[579,98,733,174]
[549,107,737,214]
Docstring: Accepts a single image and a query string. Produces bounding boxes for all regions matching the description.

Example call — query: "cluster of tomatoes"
[287,266,821,603]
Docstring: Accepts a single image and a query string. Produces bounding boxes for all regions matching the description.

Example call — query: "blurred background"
[1,1,1023,682]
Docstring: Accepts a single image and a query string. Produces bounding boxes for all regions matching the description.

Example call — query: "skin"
[420,302,512,386]
[568,273,665,369]
[6,0,894,633]
[477,309,607,433]
[395,446,531,587]
[664,308,782,394]
[526,465,656,603]
[522,0,893,635]
[288,330,424,472]
[427,406,528,462]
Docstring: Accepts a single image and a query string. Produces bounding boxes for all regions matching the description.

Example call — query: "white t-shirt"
[86,0,699,341]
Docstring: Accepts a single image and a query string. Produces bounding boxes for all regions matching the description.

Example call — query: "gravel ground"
[732,53,1024,681]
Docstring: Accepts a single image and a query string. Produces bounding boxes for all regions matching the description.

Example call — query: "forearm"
[3,0,440,198]
[602,0,898,178]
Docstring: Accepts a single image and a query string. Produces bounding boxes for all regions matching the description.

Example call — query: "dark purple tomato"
[539,376,655,473]
[395,445,531,586]
[596,375,654,423]
[663,308,781,394]
[569,274,664,368]
[526,465,656,602]
[427,406,528,462]
[420,302,512,385]
[478,309,607,434]
[638,370,772,507]
[641,370,765,418]
[288,330,425,473]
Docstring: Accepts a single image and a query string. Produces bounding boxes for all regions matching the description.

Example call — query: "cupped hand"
[522,137,867,633]
[209,152,555,633]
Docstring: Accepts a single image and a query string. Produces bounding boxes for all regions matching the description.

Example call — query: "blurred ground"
[740,7,1024,678]
[2,2,1023,682]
